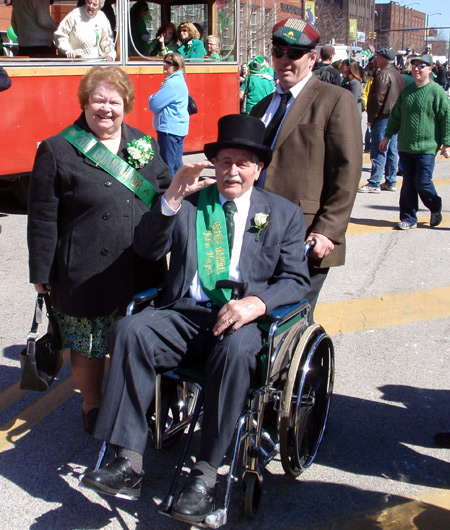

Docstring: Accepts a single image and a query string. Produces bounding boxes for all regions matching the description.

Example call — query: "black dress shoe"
[80,457,144,500]
[434,432,450,448]
[171,477,216,523]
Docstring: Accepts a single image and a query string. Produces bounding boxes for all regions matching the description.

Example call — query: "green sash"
[60,124,158,208]
[196,185,232,306]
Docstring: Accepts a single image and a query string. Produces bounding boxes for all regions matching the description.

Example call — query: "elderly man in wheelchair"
[80,114,333,526]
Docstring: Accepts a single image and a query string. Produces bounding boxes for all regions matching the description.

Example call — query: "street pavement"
[0,153,449,530]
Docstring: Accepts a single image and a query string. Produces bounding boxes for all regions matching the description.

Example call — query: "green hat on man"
[272,18,320,49]
[248,56,268,74]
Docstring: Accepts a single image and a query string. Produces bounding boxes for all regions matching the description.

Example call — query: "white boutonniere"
[252,212,270,241]
[126,136,154,169]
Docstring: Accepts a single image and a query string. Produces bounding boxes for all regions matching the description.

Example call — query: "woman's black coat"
[28,114,171,318]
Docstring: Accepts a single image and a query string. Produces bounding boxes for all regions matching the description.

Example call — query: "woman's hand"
[34,283,51,294]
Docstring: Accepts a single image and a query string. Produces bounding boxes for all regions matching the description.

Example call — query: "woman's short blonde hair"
[178,22,200,40]
[78,66,135,114]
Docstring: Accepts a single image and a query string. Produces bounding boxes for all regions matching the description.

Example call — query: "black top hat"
[204,114,272,168]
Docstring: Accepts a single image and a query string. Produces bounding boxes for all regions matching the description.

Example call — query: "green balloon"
[7,26,18,42]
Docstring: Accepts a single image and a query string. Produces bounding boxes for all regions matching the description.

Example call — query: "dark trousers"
[307,265,329,322]
[94,298,263,468]
[399,152,442,224]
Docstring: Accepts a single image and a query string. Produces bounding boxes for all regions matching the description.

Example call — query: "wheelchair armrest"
[265,299,310,326]
[132,287,160,304]
[126,287,162,316]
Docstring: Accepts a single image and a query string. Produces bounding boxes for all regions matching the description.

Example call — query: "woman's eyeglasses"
[272,47,310,60]
[163,59,175,66]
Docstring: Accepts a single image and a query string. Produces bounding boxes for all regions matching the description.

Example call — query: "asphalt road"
[0,155,449,530]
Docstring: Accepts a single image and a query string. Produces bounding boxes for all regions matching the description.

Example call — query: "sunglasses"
[411,62,429,70]
[163,59,175,66]
[272,47,310,60]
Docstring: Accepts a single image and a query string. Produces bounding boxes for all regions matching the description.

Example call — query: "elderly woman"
[27,66,171,434]
[206,35,220,60]
[54,0,116,60]
[149,52,189,177]
[177,22,206,59]
[146,22,178,56]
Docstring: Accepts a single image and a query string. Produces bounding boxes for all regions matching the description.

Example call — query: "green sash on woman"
[60,124,158,208]
[196,185,232,306]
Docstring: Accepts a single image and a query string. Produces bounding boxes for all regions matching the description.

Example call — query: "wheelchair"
[89,248,335,527]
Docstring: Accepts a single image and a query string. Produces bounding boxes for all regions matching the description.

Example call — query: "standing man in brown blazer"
[251,18,362,317]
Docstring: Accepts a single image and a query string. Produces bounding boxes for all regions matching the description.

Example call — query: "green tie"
[223,200,237,256]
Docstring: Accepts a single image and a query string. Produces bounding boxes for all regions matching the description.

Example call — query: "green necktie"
[223,200,237,256]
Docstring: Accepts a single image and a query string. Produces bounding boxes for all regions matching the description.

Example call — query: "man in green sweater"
[380,55,450,230]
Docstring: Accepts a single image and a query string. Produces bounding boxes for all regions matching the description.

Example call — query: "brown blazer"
[251,75,362,268]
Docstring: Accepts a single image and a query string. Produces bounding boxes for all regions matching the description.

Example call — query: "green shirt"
[178,39,206,59]
[240,74,274,114]
[385,81,450,154]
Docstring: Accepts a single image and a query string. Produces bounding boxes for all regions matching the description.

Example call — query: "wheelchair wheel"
[147,379,201,448]
[279,324,334,478]
[243,472,262,519]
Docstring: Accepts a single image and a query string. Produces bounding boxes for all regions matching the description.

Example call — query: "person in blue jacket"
[149,52,189,177]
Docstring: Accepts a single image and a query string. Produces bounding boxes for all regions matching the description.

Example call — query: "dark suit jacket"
[134,187,311,314]
[28,114,171,317]
[251,75,362,268]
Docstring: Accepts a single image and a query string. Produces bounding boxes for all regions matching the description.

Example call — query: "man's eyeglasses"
[272,47,310,60]
[411,62,428,70]
[163,59,175,66]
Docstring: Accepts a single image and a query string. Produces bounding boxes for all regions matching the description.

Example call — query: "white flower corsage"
[252,212,270,241]
[126,136,154,169]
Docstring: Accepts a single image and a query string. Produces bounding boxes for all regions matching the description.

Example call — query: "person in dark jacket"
[27,65,171,435]
[312,44,341,85]
[359,47,405,193]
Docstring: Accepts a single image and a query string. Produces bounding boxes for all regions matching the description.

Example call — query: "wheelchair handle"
[216,279,247,300]
[215,280,247,341]
[304,238,316,257]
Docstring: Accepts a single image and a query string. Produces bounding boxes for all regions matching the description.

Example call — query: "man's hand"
[212,296,266,337]
[440,145,450,159]
[379,138,390,153]
[164,161,215,210]
[306,233,335,259]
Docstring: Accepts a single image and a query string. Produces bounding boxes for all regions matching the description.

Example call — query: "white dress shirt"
[161,187,253,302]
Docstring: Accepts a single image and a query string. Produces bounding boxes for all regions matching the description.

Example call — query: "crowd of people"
[240,41,450,233]
[9,0,223,60]
[10,10,449,525]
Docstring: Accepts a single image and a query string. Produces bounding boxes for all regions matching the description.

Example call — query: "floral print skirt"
[53,308,122,359]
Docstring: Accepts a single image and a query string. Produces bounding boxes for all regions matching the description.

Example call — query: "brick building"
[374,2,425,52]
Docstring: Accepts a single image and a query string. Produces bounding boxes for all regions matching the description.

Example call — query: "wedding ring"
[228,317,234,325]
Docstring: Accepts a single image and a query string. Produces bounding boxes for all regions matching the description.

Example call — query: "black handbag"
[187,94,198,115]
[19,293,63,392]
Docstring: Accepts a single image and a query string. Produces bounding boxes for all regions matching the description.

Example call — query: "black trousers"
[94,298,264,468]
